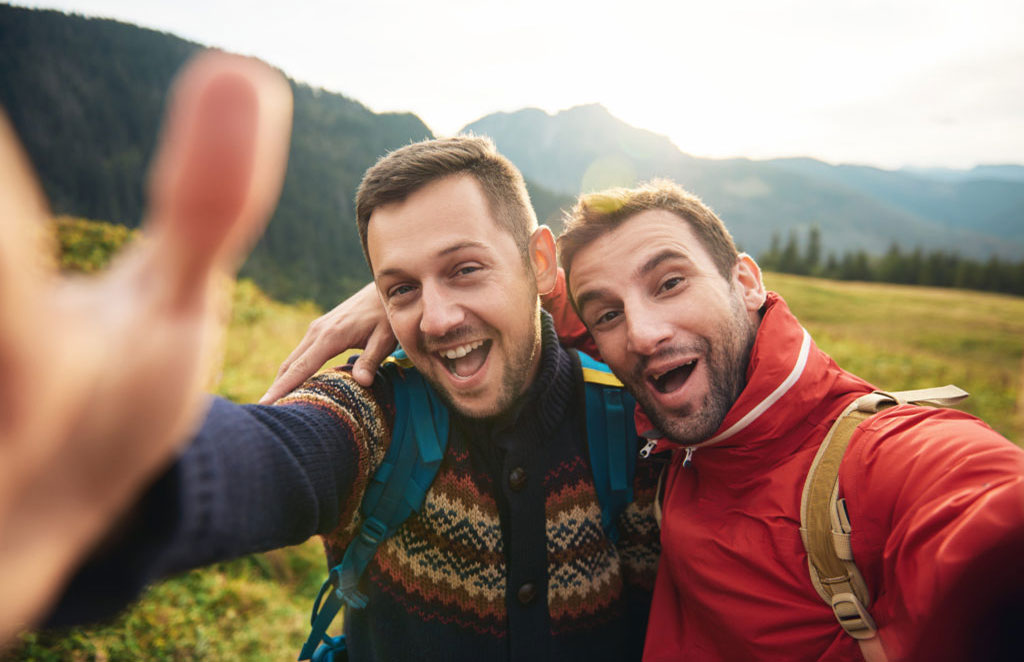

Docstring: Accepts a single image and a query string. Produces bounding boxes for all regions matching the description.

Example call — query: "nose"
[419,280,465,338]
[624,299,673,356]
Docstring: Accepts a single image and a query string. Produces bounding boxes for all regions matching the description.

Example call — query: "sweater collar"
[455,310,574,445]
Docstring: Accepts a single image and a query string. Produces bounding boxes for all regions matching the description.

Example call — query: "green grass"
[766,272,1024,444]
[215,279,325,404]
[12,542,332,662]
[8,267,1023,661]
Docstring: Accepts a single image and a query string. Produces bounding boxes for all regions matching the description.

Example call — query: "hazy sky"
[16,0,1024,169]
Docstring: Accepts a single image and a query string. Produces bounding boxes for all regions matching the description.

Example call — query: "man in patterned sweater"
[47,134,661,660]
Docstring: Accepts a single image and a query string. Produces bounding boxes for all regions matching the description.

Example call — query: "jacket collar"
[636,292,873,464]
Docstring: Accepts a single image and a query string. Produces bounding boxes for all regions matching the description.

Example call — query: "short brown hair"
[355,135,537,267]
[558,179,739,292]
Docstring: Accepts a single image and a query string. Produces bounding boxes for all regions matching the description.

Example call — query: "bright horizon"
[13,0,1024,171]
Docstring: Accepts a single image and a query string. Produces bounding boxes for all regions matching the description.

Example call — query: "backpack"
[799,385,969,662]
[298,349,639,661]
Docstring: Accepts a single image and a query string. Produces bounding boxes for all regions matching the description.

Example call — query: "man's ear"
[734,253,767,314]
[529,226,558,296]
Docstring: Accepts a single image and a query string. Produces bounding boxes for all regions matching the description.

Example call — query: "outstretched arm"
[844,409,1024,659]
[0,51,292,642]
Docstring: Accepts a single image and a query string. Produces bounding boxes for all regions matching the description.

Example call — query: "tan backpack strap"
[874,384,968,408]
[800,393,892,661]
[801,385,968,661]
[799,384,969,661]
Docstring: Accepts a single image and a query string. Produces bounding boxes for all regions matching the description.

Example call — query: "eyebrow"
[639,248,692,277]
[574,287,611,316]
[374,240,491,280]
[438,240,490,257]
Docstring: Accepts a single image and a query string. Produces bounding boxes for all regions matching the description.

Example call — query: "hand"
[0,51,292,642]
[259,281,396,403]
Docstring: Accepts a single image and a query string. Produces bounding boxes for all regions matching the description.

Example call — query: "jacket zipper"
[640,439,698,468]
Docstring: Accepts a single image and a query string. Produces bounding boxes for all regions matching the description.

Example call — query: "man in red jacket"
[557,179,1024,661]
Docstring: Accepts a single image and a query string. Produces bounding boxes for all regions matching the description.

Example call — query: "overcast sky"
[15,0,1024,169]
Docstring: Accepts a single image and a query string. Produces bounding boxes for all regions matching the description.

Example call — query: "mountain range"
[465,105,1024,260]
[2,5,1021,307]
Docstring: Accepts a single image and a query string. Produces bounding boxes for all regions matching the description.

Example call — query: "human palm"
[0,51,292,642]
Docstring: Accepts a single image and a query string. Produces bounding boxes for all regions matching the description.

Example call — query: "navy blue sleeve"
[46,394,364,626]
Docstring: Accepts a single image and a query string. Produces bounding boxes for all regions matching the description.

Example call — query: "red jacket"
[638,293,1024,661]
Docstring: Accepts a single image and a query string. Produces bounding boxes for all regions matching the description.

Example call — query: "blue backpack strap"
[298,352,449,660]
[578,351,638,543]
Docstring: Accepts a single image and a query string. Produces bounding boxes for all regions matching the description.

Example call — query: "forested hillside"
[0,8,374,305]
[1,5,434,306]
[0,5,576,306]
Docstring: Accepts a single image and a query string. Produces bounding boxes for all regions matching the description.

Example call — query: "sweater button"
[508,466,527,492]
[517,582,537,605]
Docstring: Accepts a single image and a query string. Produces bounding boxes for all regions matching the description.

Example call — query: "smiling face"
[367,174,556,419]
[568,209,765,444]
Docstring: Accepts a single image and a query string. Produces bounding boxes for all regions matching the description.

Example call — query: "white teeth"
[440,340,485,360]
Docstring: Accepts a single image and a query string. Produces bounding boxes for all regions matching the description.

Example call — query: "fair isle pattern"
[544,455,663,633]
[277,366,393,553]
[616,460,662,589]
[545,455,624,631]
[546,484,622,620]
[276,350,660,643]
[368,445,508,635]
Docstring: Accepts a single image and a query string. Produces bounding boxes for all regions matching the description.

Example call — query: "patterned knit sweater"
[50,314,661,661]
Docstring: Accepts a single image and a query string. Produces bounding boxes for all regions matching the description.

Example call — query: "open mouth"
[438,339,492,379]
[649,359,697,394]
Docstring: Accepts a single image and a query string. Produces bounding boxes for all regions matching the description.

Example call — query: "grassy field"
[8,270,1023,661]
[766,272,1024,444]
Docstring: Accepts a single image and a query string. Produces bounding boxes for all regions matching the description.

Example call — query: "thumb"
[143,51,292,308]
[352,328,397,387]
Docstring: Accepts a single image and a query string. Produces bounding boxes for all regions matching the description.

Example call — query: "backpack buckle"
[830,592,878,640]
[359,516,388,545]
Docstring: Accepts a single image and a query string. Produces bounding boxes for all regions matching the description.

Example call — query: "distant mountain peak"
[560,102,613,116]
[469,103,612,124]
[461,103,695,196]
[464,102,656,139]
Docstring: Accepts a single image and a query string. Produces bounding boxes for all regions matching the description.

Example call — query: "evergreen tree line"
[758,227,1024,296]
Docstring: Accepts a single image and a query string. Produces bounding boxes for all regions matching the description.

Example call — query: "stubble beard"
[629,298,757,445]
[416,295,541,421]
